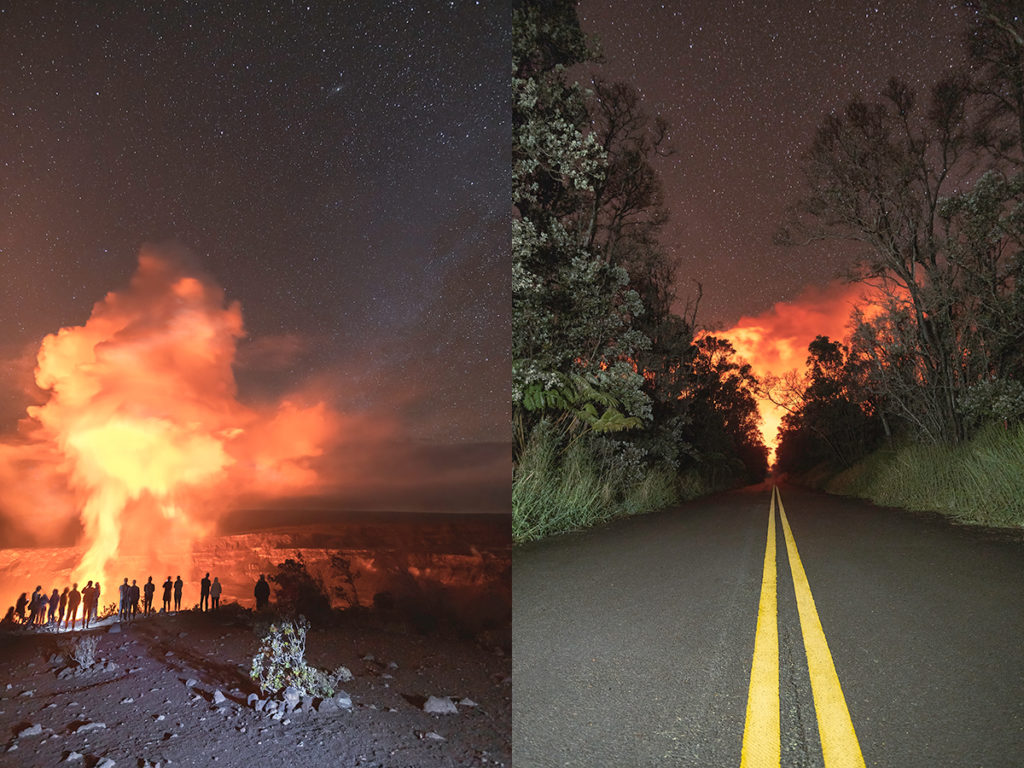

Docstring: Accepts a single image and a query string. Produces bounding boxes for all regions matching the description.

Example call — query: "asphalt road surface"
[512,482,1024,767]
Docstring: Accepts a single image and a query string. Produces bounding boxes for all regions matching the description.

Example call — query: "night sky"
[578,0,967,330]
[0,0,509,444]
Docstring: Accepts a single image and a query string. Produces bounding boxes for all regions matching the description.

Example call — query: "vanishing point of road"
[512,483,1024,767]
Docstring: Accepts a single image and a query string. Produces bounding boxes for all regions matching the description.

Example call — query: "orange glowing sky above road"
[717,281,874,459]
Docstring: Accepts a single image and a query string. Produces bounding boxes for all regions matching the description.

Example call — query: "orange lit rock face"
[3,250,336,598]
[717,281,876,461]
[0,515,511,624]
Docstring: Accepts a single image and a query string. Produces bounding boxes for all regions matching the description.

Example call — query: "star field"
[0,0,509,441]
[578,0,966,328]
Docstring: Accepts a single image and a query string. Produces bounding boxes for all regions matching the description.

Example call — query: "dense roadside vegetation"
[775,0,1024,527]
[512,0,767,542]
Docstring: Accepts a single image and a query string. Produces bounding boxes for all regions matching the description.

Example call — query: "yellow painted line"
[777,488,866,768]
[740,487,780,768]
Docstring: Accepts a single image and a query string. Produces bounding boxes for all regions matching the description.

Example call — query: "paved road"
[512,483,1024,767]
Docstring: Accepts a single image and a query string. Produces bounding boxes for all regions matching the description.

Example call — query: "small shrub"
[70,635,98,669]
[249,617,339,698]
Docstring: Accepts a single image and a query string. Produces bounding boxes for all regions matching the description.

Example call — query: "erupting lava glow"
[0,249,338,602]
[717,281,875,462]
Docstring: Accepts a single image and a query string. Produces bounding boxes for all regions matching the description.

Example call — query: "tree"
[681,336,768,484]
[774,336,883,473]
[780,76,976,443]
[512,0,651,456]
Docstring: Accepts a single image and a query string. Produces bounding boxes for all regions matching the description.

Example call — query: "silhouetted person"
[82,581,95,628]
[58,587,68,625]
[162,576,172,612]
[66,584,81,630]
[27,586,41,626]
[48,588,59,624]
[92,582,101,622]
[200,572,211,612]
[254,574,270,611]
[130,579,141,620]
[15,592,27,624]
[210,577,222,610]
[173,575,183,611]
[36,591,48,626]
[1,607,14,626]
[143,577,155,615]
[118,578,130,621]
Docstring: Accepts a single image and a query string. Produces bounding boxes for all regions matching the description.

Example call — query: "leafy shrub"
[249,617,339,697]
[70,635,98,669]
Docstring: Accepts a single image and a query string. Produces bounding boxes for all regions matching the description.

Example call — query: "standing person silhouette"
[27,586,41,626]
[81,581,95,629]
[36,590,49,625]
[254,574,270,611]
[48,588,59,624]
[92,582,101,623]
[161,576,172,612]
[118,578,130,622]
[66,584,81,630]
[129,579,141,620]
[173,575,183,611]
[200,572,211,612]
[210,577,222,610]
[15,593,27,624]
[143,577,155,615]
[58,587,68,626]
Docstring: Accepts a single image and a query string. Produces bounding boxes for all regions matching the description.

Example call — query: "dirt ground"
[0,605,510,768]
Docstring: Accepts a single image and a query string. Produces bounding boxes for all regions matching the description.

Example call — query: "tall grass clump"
[826,423,1024,527]
[513,421,679,543]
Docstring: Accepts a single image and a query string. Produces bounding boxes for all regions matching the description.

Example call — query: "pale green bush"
[249,617,340,698]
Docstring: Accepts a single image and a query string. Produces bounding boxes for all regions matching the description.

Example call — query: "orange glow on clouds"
[0,248,340,596]
[717,280,875,461]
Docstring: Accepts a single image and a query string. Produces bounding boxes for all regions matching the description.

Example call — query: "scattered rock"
[18,723,43,738]
[415,729,446,741]
[423,696,458,714]
[387,661,398,670]
[247,693,259,707]
[254,699,267,713]
[19,689,34,697]
[185,678,199,689]
[108,624,121,634]
[282,686,300,713]
[300,695,314,712]
[96,758,116,768]
[64,752,84,762]
[74,721,107,734]
[121,697,134,704]
[212,689,227,705]
[459,697,479,707]
[333,691,353,710]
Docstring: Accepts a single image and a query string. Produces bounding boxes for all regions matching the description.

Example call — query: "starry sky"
[0,0,509,445]
[578,0,968,329]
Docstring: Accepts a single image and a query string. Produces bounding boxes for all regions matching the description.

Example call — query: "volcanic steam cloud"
[0,249,338,596]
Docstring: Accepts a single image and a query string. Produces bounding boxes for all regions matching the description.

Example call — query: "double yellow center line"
[740,486,865,768]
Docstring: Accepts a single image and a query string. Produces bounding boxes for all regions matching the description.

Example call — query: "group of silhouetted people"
[7,581,104,631]
[4,572,274,630]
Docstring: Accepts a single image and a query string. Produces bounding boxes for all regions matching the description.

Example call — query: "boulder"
[423,696,458,715]
[282,686,301,713]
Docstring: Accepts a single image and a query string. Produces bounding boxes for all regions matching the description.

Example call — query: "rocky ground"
[0,605,510,768]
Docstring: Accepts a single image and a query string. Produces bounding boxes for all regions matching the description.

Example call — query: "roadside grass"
[825,423,1024,527]
[512,427,683,544]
